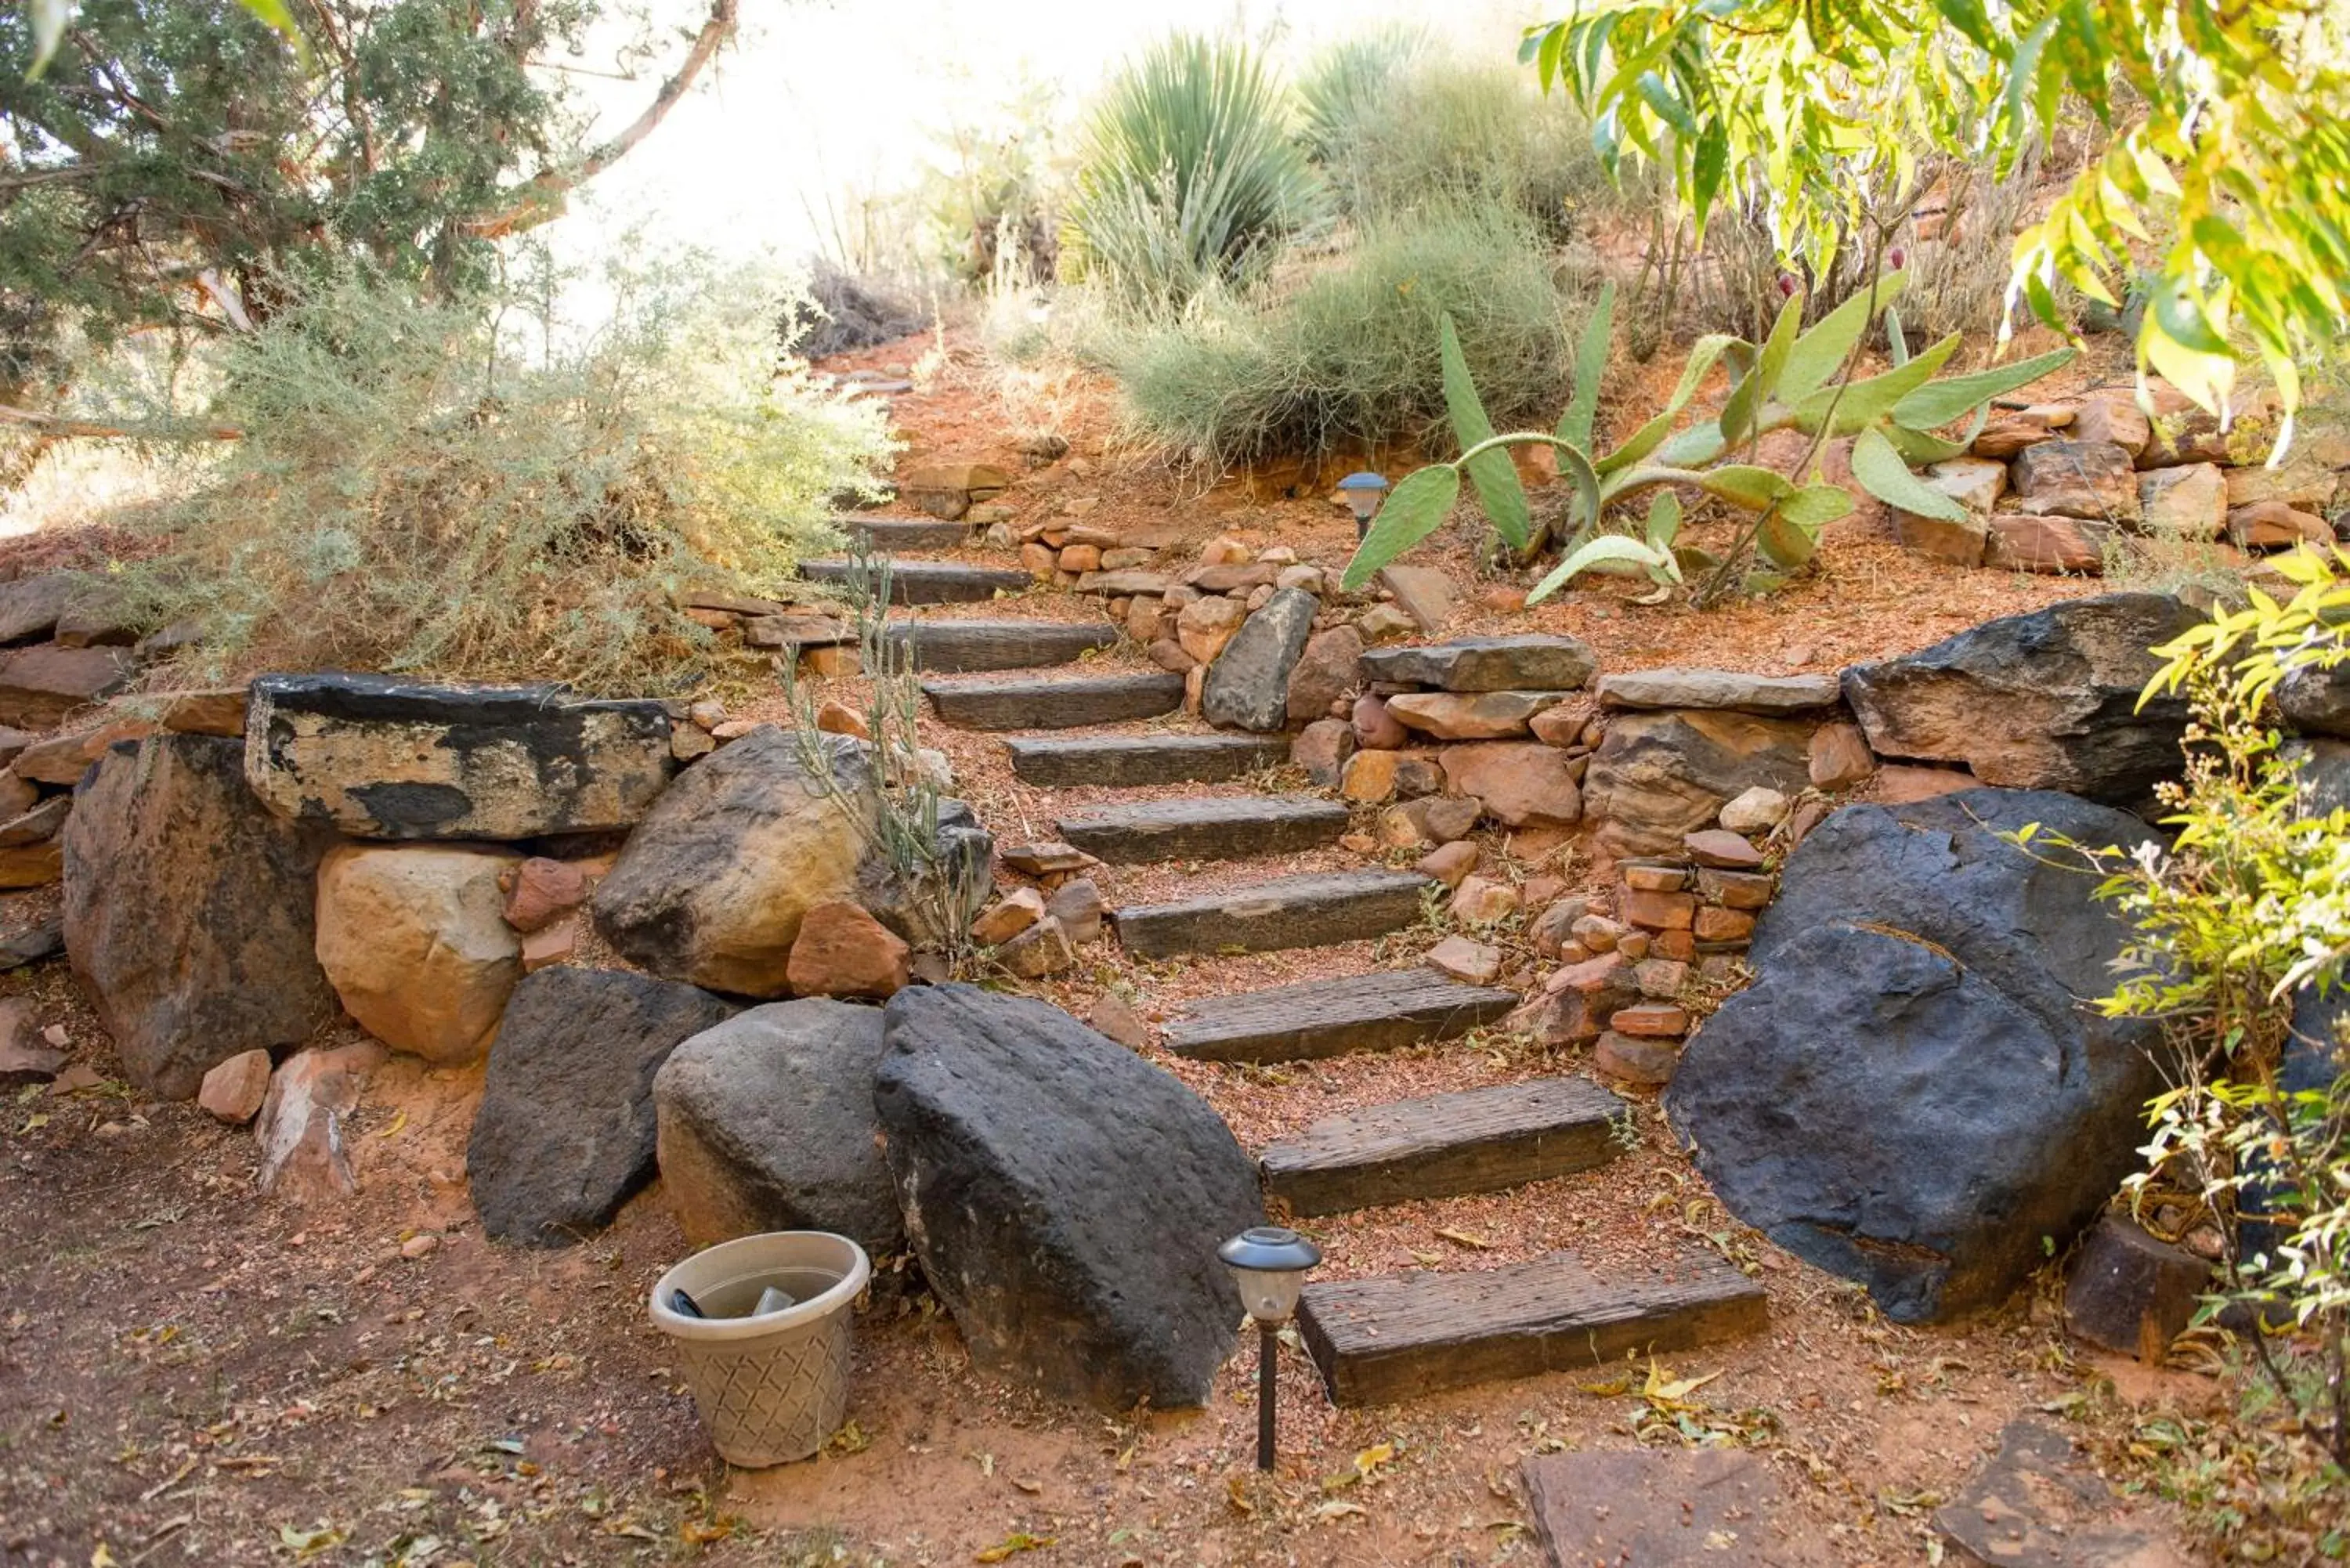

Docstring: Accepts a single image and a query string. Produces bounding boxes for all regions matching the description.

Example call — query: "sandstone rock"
[1698,868,1774,909]
[972,887,1047,946]
[1893,509,1989,566]
[654,998,898,1251]
[1449,876,1519,924]
[1292,717,1355,786]
[1874,764,1979,803]
[1985,514,2113,573]
[1079,569,1176,598]
[1358,635,1596,693]
[1377,565,1454,633]
[1596,669,1842,715]
[1694,906,1755,942]
[805,645,863,680]
[197,1050,274,1125]
[1189,563,1276,595]
[1351,693,1408,750]
[2137,463,2227,539]
[2010,441,2140,522]
[1286,627,1364,726]
[1340,748,1401,804]
[1001,841,1097,876]
[1175,594,1247,667]
[1528,694,1598,749]
[997,915,1076,977]
[520,923,576,972]
[1842,594,2200,803]
[158,687,250,737]
[1086,994,1149,1050]
[0,575,71,643]
[256,1041,385,1201]
[468,968,732,1245]
[1425,934,1503,985]
[1201,587,1318,732]
[1274,565,1324,594]
[1200,535,1251,565]
[1439,742,1582,827]
[1513,952,1638,1045]
[1418,840,1478,887]
[0,771,34,825]
[1934,1418,2198,1568]
[1971,414,2061,460]
[1595,1032,1679,1086]
[1582,711,1811,857]
[1147,638,1195,673]
[1683,829,1765,869]
[1718,786,1789,833]
[2070,392,2152,457]
[873,985,1263,1407]
[1047,878,1105,944]
[786,899,910,999]
[594,728,988,992]
[499,857,588,933]
[2227,500,2331,551]
[1666,789,2168,1321]
[1386,690,1566,741]
[1404,793,1480,844]
[671,725,716,762]
[1620,887,1696,930]
[2063,1214,2208,1362]
[1807,722,1874,789]
[2225,457,2338,515]
[14,722,150,786]
[65,734,339,1099]
[0,997,62,1083]
[815,699,870,739]
[316,844,522,1064]
[1356,604,1419,644]
[0,645,129,728]
[1893,457,2009,546]
[244,674,674,840]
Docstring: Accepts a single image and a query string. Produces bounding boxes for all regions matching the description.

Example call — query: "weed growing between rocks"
[101,258,895,695]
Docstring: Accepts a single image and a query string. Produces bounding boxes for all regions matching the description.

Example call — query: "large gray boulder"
[467,967,732,1246]
[1665,789,2168,1323]
[653,998,901,1254]
[593,727,989,995]
[2280,662,2350,741]
[244,674,674,840]
[1202,587,1318,732]
[873,984,1263,1408]
[1841,593,2201,804]
[63,734,338,1099]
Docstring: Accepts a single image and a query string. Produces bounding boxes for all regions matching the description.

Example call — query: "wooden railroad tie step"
[1161,968,1517,1064]
[1056,795,1348,865]
[920,672,1185,731]
[1260,1076,1627,1216]
[799,558,1030,605]
[880,620,1117,674]
[1114,870,1433,959]
[837,518,973,552]
[1297,1248,1767,1407]
[1005,733,1291,788]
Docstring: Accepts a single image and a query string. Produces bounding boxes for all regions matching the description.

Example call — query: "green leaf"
[1557,282,1615,452]
[1884,305,1909,367]
[1790,331,1959,435]
[1526,533,1674,605]
[238,0,302,39]
[2151,283,2232,356]
[1340,465,1461,591]
[1890,348,2077,429]
[1596,334,1734,475]
[1755,511,1820,570]
[1719,366,1762,447]
[1645,418,1727,471]
[1555,439,1603,547]
[1691,118,1728,233]
[1936,0,1994,49]
[1440,315,1529,550]
[1635,70,1699,138]
[1779,484,1855,529]
[1849,426,1966,521]
[1886,406,1990,464]
[1696,464,1793,510]
[1777,272,1907,406]
[1643,490,1682,549]
[1754,295,1802,400]
[29,0,68,78]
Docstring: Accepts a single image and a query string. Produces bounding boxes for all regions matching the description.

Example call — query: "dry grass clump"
[103,262,895,695]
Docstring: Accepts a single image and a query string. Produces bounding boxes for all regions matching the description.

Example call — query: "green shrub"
[1296,26,1427,164]
[1318,57,1606,240]
[1061,33,1325,313]
[1114,201,1582,468]
[106,258,895,694]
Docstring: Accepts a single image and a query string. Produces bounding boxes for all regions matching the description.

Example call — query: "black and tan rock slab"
[1114,870,1434,959]
[1055,794,1347,864]
[922,672,1184,731]
[1161,967,1516,1062]
[1005,733,1289,787]
[799,558,1029,605]
[880,619,1117,674]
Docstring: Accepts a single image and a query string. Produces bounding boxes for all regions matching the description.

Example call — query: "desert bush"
[1112,201,1582,469]
[1295,26,1427,164]
[789,261,932,359]
[921,74,1068,286]
[1318,56,1606,241]
[1061,33,1325,313]
[105,258,894,694]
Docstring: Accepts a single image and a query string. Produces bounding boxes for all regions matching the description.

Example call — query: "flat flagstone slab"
[1161,969,1517,1063]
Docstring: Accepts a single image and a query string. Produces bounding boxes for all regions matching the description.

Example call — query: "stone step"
[1298,1249,1768,1407]
[880,620,1117,674]
[1115,870,1432,959]
[1005,733,1292,788]
[922,672,1185,731]
[799,558,1030,605]
[1260,1076,1626,1216]
[838,518,973,552]
[1161,968,1518,1063]
[1056,795,1349,865]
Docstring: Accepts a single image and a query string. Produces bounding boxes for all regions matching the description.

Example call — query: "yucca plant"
[1340,271,2076,605]
[1062,33,1325,313]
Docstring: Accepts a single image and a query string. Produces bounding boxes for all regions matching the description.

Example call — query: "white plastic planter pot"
[648,1230,870,1466]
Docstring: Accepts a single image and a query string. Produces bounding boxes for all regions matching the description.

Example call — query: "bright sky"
[548,0,1534,272]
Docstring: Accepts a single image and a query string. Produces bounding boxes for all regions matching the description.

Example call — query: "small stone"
[815,699,870,739]
[785,899,910,1000]
[400,1233,439,1261]
[499,857,588,934]
[1438,742,1583,827]
[1621,886,1697,932]
[1425,934,1503,985]
[800,645,861,678]
[1571,913,1623,952]
[997,915,1076,977]
[1873,764,1979,803]
[1718,786,1790,833]
[710,719,763,742]
[1621,862,1688,892]
[2137,463,2228,540]
[158,687,251,737]
[1147,638,1196,673]
[1386,690,1567,741]
[1449,876,1519,925]
[197,1049,274,1123]
[1352,694,1408,750]
[1286,627,1364,727]
[1528,695,1599,749]
[1175,594,1248,666]
[1610,1001,1690,1038]
[972,887,1047,945]
[1529,898,1588,959]
[1274,565,1323,594]
[1376,805,1428,850]
[1292,717,1356,786]
[1971,414,2061,461]
[1405,793,1480,844]
[688,699,728,729]
[2008,441,2140,522]
[1694,905,1757,943]
[1047,878,1106,945]
[1355,604,1419,644]
[1594,1031,1679,1086]
[1985,514,2113,574]
[1340,749,1401,804]
[1201,535,1251,565]
[1684,829,1766,869]
[2227,500,2331,551]
[672,724,716,761]
[1697,869,1775,909]
[519,923,576,972]
[1893,509,1989,567]
[1418,840,1479,887]
[1807,722,1875,790]
[1059,544,1102,573]
[1002,842,1099,876]
[1616,930,1652,961]
[1633,959,1689,999]
[1021,542,1057,579]
[1377,565,1455,633]
[2070,392,2152,457]
[1338,831,1378,853]
[1087,995,1149,1051]
[1393,756,1444,798]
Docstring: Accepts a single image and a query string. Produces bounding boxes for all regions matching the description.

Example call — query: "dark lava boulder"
[1665,789,2169,1322]
[467,966,732,1246]
[1842,593,2201,804]
[653,997,902,1254]
[873,984,1263,1408]
[1202,587,1318,732]
[63,734,339,1099]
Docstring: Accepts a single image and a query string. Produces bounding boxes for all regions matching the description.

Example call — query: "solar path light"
[1336,471,1390,542]
[1218,1225,1323,1471]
